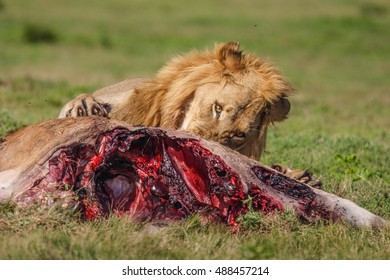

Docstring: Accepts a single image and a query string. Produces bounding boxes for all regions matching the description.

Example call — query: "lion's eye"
[214,103,223,118]
[236,132,246,138]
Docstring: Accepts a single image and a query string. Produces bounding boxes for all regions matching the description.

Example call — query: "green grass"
[0,0,389,259]
[1,205,389,259]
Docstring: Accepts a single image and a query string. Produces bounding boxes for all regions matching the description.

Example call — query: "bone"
[0,117,387,229]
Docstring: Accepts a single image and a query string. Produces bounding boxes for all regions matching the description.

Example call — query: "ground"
[0,0,389,259]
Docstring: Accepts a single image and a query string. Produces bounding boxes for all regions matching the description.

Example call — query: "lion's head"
[122,42,293,159]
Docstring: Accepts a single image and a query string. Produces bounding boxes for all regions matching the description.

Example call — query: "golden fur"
[115,42,292,158]
[60,42,293,159]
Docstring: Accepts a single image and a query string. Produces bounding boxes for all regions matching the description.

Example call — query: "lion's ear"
[267,97,290,123]
[216,41,244,71]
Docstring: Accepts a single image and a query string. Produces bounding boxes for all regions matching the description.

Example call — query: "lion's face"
[180,79,290,158]
[181,82,259,149]
[138,42,293,160]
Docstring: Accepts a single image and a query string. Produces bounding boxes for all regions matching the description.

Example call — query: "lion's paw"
[58,94,110,118]
[271,164,322,189]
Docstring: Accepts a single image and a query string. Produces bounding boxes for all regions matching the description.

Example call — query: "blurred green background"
[0,0,389,259]
[1,0,389,132]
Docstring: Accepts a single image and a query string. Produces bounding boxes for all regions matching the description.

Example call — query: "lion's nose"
[224,139,232,147]
[223,132,247,148]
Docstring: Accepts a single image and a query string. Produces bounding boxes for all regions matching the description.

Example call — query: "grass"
[0,0,389,259]
[1,205,389,259]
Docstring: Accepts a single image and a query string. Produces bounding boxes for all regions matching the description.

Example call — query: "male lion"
[59,42,319,186]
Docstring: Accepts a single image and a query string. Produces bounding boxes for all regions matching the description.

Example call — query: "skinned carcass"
[0,117,387,229]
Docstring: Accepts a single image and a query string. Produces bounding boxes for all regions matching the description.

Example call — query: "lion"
[59,42,319,186]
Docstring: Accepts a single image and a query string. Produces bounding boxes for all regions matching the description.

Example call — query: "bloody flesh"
[17,128,280,226]
[2,117,387,229]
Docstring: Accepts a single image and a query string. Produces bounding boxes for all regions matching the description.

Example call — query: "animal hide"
[0,117,387,229]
